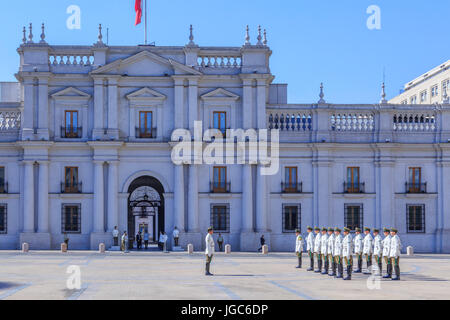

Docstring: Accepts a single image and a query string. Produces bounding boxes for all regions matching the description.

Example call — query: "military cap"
[355,227,362,233]
[334,227,341,232]
[391,228,398,233]
[321,227,327,232]
[383,228,390,233]
[307,226,313,231]
[343,227,350,232]
[207,227,213,232]
[328,227,334,232]
[373,228,380,233]
[295,229,301,233]
[364,227,371,232]
[314,227,320,231]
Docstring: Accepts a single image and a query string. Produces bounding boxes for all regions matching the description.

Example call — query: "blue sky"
[0,0,448,103]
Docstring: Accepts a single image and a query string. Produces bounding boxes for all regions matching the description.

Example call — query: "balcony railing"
[61,127,82,139]
[210,182,231,193]
[0,182,8,194]
[61,182,82,194]
[281,182,303,193]
[135,127,157,139]
[344,182,365,194]
[405,182,427,194]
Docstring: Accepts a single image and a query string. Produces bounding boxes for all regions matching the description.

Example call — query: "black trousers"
[218,242,223,251]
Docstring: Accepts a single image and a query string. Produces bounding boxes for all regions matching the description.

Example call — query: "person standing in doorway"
[217,233,224,252]
[205,227,215,276]
[144,231,149,250]
[112,226,119,247]
[136,232,142,250]
[173,227,180,247]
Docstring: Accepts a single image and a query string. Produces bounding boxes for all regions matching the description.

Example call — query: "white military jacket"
[373,234,383,256]
[363,233,374,255]
[321,233,329,255]
[313,233,322,254]
[382,235,391,257]
[295,235,304,253]
[342,234,353,258]
[353,233,363,254]
[327,234,335,255]
[334,234,343,256]
[306,232,314,252]
[389,234,402,258]
[205,233,215,257]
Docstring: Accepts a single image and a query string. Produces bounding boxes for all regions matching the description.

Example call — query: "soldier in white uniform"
[306,227,315,271]
[320,228,329,275]
[333,228,343,278]
[313,227,322,273]
[327,227,336,276]
[205,227,215,276]
[353,227,363,273]
[389,228,402,281]
[342,227,353,280]
[295,229,304,269]
[382,228,392,279]
[362,227,374,274]
[372,228,383,276]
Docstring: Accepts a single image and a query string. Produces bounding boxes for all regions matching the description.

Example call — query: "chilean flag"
[135,0,143,26]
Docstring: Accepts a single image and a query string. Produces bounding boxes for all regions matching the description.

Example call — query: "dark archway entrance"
[127,176,165,248]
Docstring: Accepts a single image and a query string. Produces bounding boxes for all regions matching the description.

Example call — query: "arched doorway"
[127,176,165,248]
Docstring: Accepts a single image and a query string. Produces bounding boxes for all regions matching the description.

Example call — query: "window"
[0,167,6,193]
[410,95,417,104]
[407,205,425,233]
[344,204,363,231]
[431,85,439,97]
[64,167,80,193]
[283,167,298,192]
[420,91,427,103]
[212,166,228,193]
[64,111,79,138]
[408,167,421,192]
[0,204,7,234]
[213,111,227,136]
[401,100,407,105]
[139,111,154,138]
[282,204,301,233]
[346,167,361,193]
[211,205,230,232]
[62,204,81,233]
[443,79,449,95]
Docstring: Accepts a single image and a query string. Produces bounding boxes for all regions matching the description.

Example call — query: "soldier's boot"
[205,263,213,276]
[315,259,322,273]
[392,265,400,281]
[307,257,314,271]
[296,256,302,269]
[329,262,336,276]
[383,264,392,279]
[343,265,352,280]
[321,261,328,275]
[354,258,362,273]
[364,260,372,274]
[336,264,343,278]
[378,262,383,276]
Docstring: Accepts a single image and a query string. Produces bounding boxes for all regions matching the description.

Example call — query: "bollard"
[22,242,29,253]
[225,244,231,254]
[407,246,414,256]
[61,243,68,253]
[187,243,194,254]
[99,243,106,253]
[262,245,269,255]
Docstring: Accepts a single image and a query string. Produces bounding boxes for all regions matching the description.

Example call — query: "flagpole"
[144,0,148,45]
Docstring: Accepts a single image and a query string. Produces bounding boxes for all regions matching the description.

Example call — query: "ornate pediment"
[51,87,91,101]
[126,87,167,102]
[201,88,240,101]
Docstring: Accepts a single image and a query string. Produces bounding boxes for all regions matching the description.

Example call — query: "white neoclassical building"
[0,24,449,253]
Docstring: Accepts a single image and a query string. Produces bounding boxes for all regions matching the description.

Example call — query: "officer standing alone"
[205,227,215,276]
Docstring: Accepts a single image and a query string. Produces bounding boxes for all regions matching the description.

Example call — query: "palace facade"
[0,24,449,253]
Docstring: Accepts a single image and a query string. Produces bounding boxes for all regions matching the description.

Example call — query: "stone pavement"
[0,251,449,300]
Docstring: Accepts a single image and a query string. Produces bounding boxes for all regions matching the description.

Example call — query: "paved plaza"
[0,251,449,300]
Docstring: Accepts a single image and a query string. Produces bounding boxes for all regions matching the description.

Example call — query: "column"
[93,78,104,131]
[242,79,254,129]
[174,78,185,129]
[107,78,118,135]
[37,161,49,233]
[241,164,253,232]
[188,78,198,132]
[187,165,199,232]
[38,77,49,130]
[93,161,105,233]
[173,164,185,231]
[107,161,119,232]
[256,79,267,129]
[23,161,35,233]
[22,79,35,137]
[256,166,267,232]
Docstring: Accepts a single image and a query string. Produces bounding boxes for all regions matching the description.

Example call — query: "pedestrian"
[295,229,304,269]
[63,233,69,250]
[320,227,329,275]
[333,228,343,279]
[158,232,164,251]
[306,226,314,271]
[382,228,392,279]
[363,227,373,274]
[342,227,353,280]
[373,228,383,276]
[313,227,322,273]
[144,231,149,250]
[258,235,265,252]
[205,227,215,276]
[217,233,224,252]
[121,232,129,253]
[353,227,363,273]
[136,232,142,250]
[327,227,335,276]
[389,228,402,281]
[173,226,180,247]
[162,232,169,252]
[112,226,119,247]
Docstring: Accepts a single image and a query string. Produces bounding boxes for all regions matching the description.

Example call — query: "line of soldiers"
[295,226,402,281]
